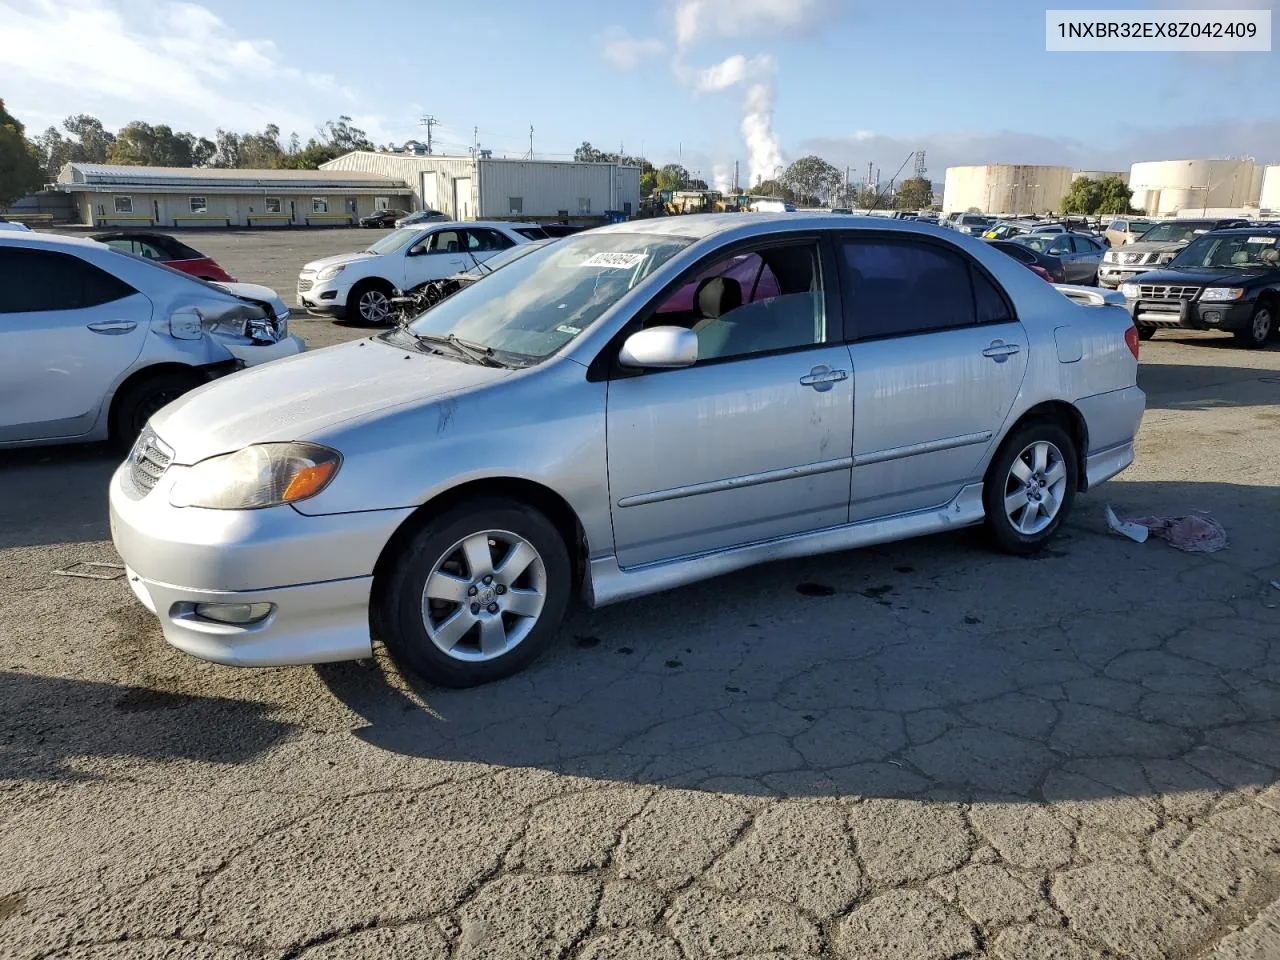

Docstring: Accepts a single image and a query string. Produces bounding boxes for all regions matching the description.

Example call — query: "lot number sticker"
[582,252,647,269]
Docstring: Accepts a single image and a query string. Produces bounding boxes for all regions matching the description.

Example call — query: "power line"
[419,115,438,155]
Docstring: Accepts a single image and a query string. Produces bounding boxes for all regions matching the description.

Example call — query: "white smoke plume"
[712,162,733,193]
[693,53,782,187]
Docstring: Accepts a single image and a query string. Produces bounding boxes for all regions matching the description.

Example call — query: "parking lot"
[3,229,1280,960]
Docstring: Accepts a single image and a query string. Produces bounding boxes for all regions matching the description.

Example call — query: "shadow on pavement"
[1139,362,1280,410]
[0,444,120,549]
[0,671,295,782]
[317,480,1280,803]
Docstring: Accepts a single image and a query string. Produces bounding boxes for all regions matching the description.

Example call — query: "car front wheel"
[983,422,1078,556]
[1234,302,1274,349]
[347,282,394,325]
[110,369,200,450]
[376,498,572,687]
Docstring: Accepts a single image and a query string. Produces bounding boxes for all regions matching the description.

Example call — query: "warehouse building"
[941,164,1075,215]
[55,163,412,228]
[320,151,642,223]
[1127,158,1264,216]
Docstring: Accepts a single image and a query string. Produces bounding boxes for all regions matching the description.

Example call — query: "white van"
[750,199,796,213]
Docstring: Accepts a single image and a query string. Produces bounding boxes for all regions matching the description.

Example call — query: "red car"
[91,231,235,282]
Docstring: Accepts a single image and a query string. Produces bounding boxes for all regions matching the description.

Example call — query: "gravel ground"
[3,229,1280,959]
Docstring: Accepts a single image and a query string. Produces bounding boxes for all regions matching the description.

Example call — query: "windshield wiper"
[411,331,507,367]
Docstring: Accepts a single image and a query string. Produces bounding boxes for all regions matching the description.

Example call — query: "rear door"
[1072,235,1102,280]
[841,234,1029,520]
[1047,235,1082,282]
[404,228,469,287]
[0,246,151,440]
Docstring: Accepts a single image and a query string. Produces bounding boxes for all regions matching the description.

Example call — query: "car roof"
[1205,226,1280,236]
[0,231,107,251]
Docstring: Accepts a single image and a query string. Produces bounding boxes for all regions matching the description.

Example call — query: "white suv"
[297,222,546,324]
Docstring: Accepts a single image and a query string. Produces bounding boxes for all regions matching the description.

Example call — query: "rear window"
[516,227,549,240]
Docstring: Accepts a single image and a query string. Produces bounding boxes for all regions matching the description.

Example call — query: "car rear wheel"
[347,281,394,325]
[983,422,1078,556]
[376,498,572,687]
[110,369,200,450]
[1234,303,1274,349]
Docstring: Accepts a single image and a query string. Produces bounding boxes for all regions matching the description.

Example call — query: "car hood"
[149,336,511,463]
[1125,267,1273,286]
[213,281,289,319]
[300,251,377,273]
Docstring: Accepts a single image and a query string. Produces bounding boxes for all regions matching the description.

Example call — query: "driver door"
[605,239,853,568]
[404,228,468,288]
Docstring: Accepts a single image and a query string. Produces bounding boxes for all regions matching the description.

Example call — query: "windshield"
[1139,222,1212,243]
[404,232,693,362]
[459,239,552,277]
[1170,233,1280,270]
[366,229,419,255]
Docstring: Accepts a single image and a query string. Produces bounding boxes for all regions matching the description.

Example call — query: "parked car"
[983,220,1034,241]
[0,218,32,232]
[750,199,797,212]
[111,214,1144,687]
[91,231,235,282]
[393,209,450,228]
[390,238,556,321]
[296,222,541,324]
[948,214,995,236]
[1120,226,1280,347]
[1104,217,1158,248]
[538,223,588,238]
[1097,218,1252,289]
[1012,233,1104,284]
[987,239,1067,283]
[359,209,409,229]
[0,232,301,449]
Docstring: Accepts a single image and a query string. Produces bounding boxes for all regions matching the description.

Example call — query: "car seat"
[1259,247,1280,266]
[691,277,744,358]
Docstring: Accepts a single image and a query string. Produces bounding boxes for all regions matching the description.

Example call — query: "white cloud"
[600,29,666,70]
[695,54,775,91]
[674,0,829,47]
[0,0,358,137]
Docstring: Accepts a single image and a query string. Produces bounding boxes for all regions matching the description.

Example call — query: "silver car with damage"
[110,215,1145,687]
[0,232,302,449]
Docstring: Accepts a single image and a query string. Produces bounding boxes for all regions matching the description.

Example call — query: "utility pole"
[845,166,850,205]
[527,125,534,160]
[419,115,438,155]
[733,160,739,194]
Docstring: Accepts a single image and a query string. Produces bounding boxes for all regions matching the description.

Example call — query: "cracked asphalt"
[3,231,1280,959]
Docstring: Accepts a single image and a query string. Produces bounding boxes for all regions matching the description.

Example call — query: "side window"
[431,230,462,253]
[0,247,135,314]
[136,240,167,260]
[1048,237,1072,255]
[973,268,1014,325]
[649,243,825,362]
[842,238,975,338]
[466,229,513,251]
[1071,236,1095,253]
[1110,220,1125,232]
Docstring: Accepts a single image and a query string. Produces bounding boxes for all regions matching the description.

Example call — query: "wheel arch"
[105,362,202,443]
[990,400,1090,491]
[370,476,590,614]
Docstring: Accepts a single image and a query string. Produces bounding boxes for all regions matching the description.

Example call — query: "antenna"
[419,115,438,155]
[914,150,927,180]
[526,125,534,160]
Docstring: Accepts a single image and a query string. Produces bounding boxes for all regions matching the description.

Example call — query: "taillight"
[1125,324,1140,359]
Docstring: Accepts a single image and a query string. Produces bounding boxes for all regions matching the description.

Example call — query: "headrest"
[695,276,743,319]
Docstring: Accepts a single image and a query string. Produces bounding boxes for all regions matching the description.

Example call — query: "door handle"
[86,320,137,335]
[982,341,1021,362]
[799,366,849,391]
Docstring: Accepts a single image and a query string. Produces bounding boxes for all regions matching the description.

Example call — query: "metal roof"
[59,163,408,191]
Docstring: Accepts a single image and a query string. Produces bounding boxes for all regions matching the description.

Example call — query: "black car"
[359,209,409,228]
[1123,227,1280,348]
[986,239,1067,283]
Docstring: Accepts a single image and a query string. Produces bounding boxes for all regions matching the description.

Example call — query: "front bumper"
[297,278,349,317]
[221,334,304,367]
[1097,263,1166,288]
[109,460,413,666]
[1124,297,1254,331]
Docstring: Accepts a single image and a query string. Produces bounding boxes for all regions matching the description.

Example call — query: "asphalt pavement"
[2,230,1280,959]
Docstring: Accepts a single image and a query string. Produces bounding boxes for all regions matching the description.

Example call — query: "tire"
[983,421,1079,556]
[109,369,201,450]
[1137,325,1157,341]
[1233,302,1274,349]
[375,497,572,687]
[346,280,395,325]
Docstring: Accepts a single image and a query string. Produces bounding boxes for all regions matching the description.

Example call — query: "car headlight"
[316,264,346,282]
[169,442,341,509]
[1199,287,1245,302]
[1120,283,1140,299]
[1103,251,1117,262]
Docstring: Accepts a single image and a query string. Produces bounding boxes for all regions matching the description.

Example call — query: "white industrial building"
[321,151,642,222]
[1127,158,1265,216]
[941,164,1075,214]
[1260,165,1280,213]
[55,163,412,227]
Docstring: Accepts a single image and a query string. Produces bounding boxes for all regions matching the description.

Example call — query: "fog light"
[194,602,273,624]
[319,290,338,300]
[1202,311,1221,324]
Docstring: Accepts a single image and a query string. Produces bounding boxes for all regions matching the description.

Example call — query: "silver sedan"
[110,215,1145,687]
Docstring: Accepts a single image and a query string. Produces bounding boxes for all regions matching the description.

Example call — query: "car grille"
[129,428,174,495]
[297,279,314,292]
[1137,284,1199,301]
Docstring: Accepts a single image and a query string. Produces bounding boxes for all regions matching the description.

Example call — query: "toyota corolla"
[110,215,1145,687]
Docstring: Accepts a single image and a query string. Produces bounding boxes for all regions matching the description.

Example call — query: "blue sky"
[2,0,1277,185]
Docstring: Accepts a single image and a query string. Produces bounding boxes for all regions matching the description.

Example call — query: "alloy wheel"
[359,289,391,324]
[1003,440,1068,535]
[1253,307,1273,344]
[420,530,547,662]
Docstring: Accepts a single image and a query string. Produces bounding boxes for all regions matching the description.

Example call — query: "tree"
[63,114,114,162]
[895,176,933,211]
[1062,175,1135,215]
[656,163,688,191]
[107,122,214,167]
[782,155,842,206]
[0,101,45,205]
[754,178,794,200]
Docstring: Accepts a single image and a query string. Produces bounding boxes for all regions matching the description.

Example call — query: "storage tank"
[1127,159,1257,216]
[942,164,1074,214]
[1261,165,1280,212]
[1073,170,1129,185]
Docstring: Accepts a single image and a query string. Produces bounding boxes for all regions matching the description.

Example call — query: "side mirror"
[618,326,698,369]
